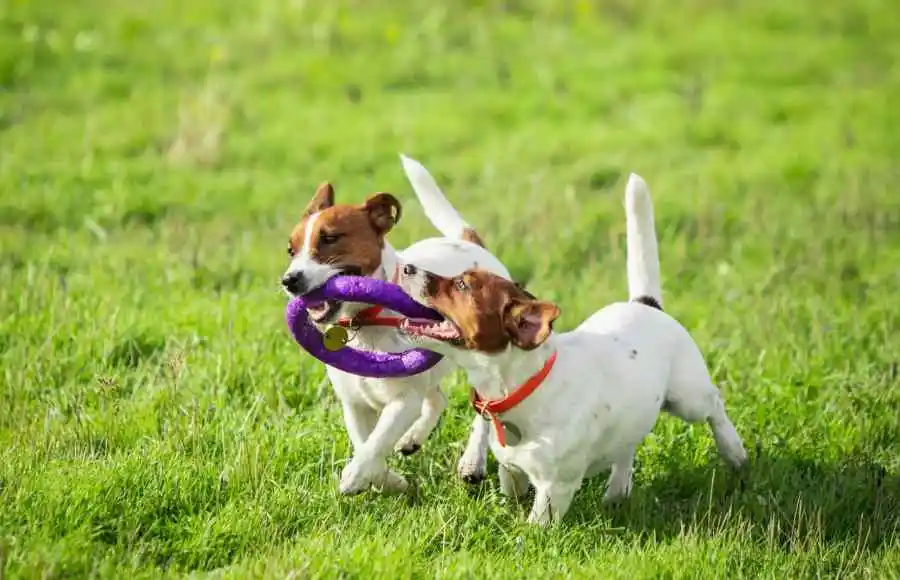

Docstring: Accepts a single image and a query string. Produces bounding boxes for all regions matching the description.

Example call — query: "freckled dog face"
[281,183,402,320]
[400,268,560,353]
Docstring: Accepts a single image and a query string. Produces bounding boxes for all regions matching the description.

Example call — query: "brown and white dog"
[281,155,512,495]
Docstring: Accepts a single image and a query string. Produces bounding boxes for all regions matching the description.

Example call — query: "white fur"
[287,157,511,495]
[398,174,748,523]
[328,239,510,494]
[625,174,663,308]
[400,153,473,239]
[283,212,343,291]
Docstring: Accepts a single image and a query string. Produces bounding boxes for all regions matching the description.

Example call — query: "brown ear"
[364,192,402,235]
[304,183,335,216]
[504,299,560,350]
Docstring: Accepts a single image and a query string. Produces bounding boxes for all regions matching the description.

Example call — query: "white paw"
[339,457,385,495]
[457,455,486,485]
[602,477,633,504]
[526,508,552,526]
[378,470,410,494]
[726,442,749,469]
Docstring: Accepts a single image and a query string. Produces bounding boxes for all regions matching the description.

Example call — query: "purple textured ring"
[285,275,445,378]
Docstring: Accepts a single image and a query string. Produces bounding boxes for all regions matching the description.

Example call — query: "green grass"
[2,0,900,577]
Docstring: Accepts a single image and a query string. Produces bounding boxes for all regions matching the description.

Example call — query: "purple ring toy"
[285,275,445,378]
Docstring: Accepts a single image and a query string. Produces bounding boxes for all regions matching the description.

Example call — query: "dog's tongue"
[305,300,332,319]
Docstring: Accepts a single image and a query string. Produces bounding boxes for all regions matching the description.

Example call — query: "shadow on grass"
[564,447,898,552]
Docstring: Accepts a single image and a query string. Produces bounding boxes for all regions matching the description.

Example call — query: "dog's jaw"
[395,267,458,354]
[397,265,558,398]
[283,218,404,325]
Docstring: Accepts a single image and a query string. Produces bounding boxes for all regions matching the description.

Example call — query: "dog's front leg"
[457,416,490,484]
[527,480,581,526]
[498,463,530,501]
[339,393,423,495]
[341,401,378,449]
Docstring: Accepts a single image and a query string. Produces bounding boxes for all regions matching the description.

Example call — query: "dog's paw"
[602,478,633,505]
[377,470,410,494]
[526,508,553,527]
[339,457,385,495]
[457,457,486,485]
[395,435,422,456]
[727,445,749,471]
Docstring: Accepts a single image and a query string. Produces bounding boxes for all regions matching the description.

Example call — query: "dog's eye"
[455,278,468,291]
[287,246,295,257]
[320,233,342,245]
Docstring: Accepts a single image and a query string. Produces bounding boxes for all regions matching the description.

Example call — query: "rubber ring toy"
[285,275,444,378]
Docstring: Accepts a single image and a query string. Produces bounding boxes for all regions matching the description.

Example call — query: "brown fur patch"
[287,186,402,277]
[422,269,560,353]
[460,228,485,248]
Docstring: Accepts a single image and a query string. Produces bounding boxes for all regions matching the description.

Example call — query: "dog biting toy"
[285,275,444,378]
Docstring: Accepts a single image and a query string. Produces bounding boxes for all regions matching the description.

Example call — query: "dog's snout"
[402,264,417,277]
[281,271,308,295]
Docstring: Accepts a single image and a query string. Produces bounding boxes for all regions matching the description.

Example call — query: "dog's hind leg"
[395,387,447,456]
[602,446,636,504]
[704,395,748,469]
[665,348,748,470]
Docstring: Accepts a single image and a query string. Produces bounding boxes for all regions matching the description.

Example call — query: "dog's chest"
[485,366,658,482]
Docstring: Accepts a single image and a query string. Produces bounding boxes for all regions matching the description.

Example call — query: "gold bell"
[322,325,350,351]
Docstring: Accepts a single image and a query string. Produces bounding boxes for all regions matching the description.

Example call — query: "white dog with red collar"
[397,174,748,524]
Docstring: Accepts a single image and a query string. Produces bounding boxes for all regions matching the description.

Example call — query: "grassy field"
[2,0,900,577]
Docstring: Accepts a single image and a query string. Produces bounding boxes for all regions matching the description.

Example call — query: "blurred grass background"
[1,0,899,577]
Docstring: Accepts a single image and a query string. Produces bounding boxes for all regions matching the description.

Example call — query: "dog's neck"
[463,337,558,402]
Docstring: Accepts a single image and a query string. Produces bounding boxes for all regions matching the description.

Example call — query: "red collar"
[336,304,404,328]
[470,351,558,447]
[336,263,402,329]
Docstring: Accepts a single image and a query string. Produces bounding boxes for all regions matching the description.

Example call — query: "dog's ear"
[503,298,560,350]
[304,183,335,216]
[364,192,402,235]
[513,281,537,300]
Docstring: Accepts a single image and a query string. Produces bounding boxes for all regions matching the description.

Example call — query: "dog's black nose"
[281,271,308,295]
[403,264,417,277]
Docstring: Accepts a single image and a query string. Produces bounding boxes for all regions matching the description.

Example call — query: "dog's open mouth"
[306,300,340,323]
[304,268,363,323]
[400,317,464,345]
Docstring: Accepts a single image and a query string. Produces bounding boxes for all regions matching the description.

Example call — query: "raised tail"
[399,153,485,247]
[625,173,663,310]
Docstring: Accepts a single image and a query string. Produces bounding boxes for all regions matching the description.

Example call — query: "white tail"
[399,153,473,239]
[625,173,663,307]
